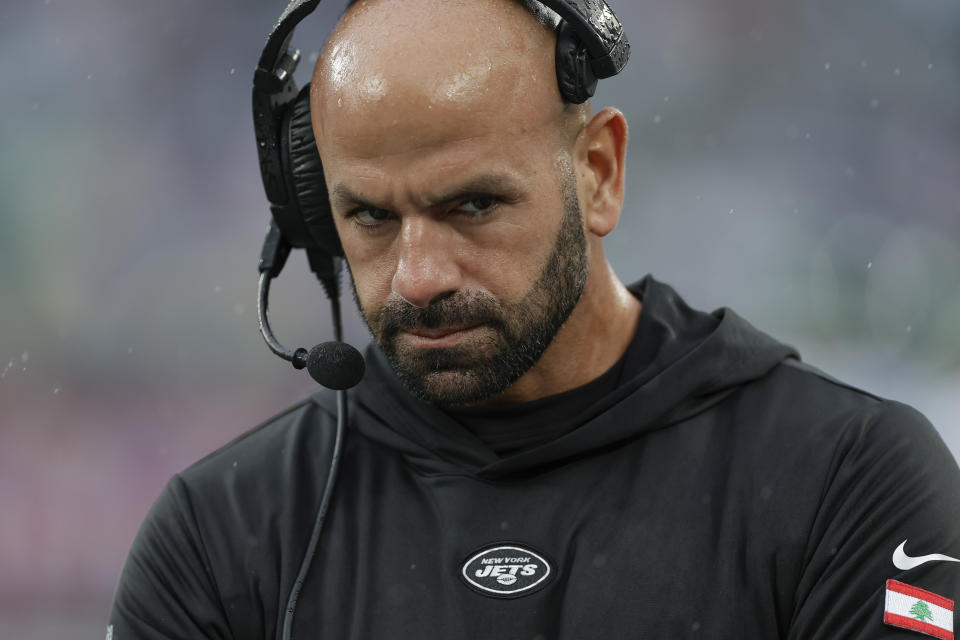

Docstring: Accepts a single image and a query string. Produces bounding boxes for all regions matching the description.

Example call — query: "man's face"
[312,0,588,406]
[350,168,587,406]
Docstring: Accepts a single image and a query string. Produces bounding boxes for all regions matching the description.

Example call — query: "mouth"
[401,324,483,347]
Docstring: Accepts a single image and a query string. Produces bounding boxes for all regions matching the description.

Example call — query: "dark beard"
[352,169,588,407]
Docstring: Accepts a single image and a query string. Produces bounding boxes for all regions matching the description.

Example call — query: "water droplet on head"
[229,68,236,75]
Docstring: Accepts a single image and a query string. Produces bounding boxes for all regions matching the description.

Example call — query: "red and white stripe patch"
[884,579,954,640]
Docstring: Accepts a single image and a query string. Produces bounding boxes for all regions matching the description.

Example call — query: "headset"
[250,0,629,636]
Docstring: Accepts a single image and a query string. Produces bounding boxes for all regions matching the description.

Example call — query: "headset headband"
[254,0,320,94]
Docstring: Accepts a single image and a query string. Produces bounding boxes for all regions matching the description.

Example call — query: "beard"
[352,169,588,408]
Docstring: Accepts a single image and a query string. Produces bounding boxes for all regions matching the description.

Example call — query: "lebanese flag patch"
[884,579,954,639]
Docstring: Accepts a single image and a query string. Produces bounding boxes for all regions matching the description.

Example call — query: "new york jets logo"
[460,543,552,598]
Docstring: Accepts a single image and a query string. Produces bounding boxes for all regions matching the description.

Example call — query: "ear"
[573,107,628,238]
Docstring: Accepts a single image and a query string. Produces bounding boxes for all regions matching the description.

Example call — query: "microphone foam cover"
[307,341,365,390]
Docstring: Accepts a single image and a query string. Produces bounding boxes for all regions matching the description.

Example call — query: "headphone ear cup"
[284,84,344,258]
[555,20,598,104]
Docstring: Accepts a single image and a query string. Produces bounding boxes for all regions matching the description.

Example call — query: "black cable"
[280,293,348,640]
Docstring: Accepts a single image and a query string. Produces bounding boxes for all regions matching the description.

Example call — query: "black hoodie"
[110,277,960,639]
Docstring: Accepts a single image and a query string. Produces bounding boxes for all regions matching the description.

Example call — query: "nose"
[391,215,462,308]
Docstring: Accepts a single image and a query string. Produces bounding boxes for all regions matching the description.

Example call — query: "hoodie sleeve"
[109,475,233,640]
[786,401,960,639]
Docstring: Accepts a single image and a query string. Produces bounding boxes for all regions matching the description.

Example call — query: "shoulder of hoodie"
[741,357,957,475]
[168,391,340,517]
[122,394,341,617]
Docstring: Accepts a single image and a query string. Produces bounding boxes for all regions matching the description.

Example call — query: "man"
[110,0,960,638]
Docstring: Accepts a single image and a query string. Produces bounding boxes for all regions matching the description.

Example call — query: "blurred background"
[1,0,958,636]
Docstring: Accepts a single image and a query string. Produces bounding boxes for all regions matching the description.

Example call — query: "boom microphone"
[256,220,366,390]
[307,341,365,389]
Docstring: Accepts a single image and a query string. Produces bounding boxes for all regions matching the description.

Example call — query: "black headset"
[250,1,629,637]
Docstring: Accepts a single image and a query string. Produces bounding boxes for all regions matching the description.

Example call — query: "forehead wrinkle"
[327,128,489,157]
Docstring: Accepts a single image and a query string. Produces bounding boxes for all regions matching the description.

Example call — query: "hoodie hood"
[336,276,797,479]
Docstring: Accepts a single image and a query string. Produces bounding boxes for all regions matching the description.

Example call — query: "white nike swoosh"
[892,539,960,571]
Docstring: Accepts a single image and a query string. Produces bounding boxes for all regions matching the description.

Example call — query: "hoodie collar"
[320,276,798,478]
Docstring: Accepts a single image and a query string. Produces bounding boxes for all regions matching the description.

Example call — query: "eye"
[349,207,393,226]
[455,196,499,216]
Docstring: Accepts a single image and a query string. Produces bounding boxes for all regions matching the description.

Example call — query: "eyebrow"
[329,173,524,212]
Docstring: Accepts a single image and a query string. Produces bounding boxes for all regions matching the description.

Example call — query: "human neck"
[471,259,642,406]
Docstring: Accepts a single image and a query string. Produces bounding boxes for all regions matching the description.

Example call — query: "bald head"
[344,0,564,29]
[311,0,587,155]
